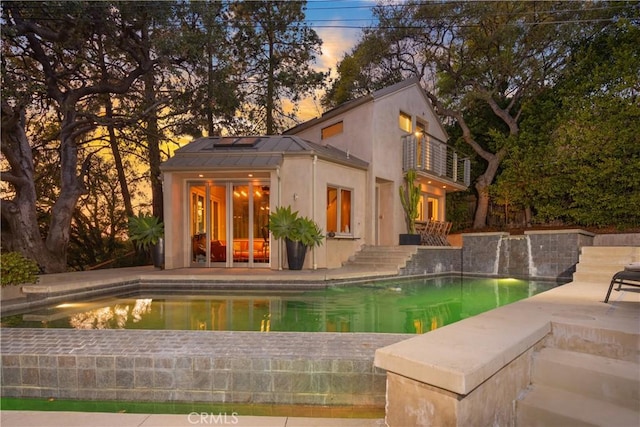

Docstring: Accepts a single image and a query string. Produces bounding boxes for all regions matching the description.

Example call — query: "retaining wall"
[1,329,406,407]
[462,229,595,281]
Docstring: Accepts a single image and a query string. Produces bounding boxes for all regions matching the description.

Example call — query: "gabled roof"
[284,77,447,138]
[161,135,368,171]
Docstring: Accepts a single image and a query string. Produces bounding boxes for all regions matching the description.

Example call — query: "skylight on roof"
[212,137,260,148]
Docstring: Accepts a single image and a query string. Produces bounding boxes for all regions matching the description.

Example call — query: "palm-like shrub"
[127,213,164,251]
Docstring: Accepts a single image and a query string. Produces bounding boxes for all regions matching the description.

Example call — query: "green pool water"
[1,276,559,334]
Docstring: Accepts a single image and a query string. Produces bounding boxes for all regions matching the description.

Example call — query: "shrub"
[1,252,40,287]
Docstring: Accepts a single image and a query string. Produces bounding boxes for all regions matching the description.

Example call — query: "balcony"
[402,134,471,188]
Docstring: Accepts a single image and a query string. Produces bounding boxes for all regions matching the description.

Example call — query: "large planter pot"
[285,239,308,270]
[151,237,164,269]
[399,233,421,245]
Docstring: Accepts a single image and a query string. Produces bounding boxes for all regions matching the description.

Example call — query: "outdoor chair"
[438,221,452,246]
[416,221,429,245]
[433,221,442,245]
[429,221,441,245]
[604,262,640,303]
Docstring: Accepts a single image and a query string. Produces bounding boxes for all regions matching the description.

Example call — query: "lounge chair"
[604,262,640,303]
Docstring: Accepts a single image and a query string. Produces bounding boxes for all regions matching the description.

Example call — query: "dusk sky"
[305,1,377,71]
[295,1,379,119]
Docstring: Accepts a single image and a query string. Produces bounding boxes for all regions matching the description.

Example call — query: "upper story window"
[326,186,352,235]
[321,121,343,139]
[399,111,412,133]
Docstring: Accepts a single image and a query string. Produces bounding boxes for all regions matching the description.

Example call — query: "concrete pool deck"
[2,251,639,426]
[0,411,385,426]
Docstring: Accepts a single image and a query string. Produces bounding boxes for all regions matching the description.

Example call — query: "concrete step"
[573,246,639,283]
[577,246,640,265]
[532,348,640,410]
[572,271,616,284]
[357,245,418,255]
[348,260,404,268]
[352,252,411,261]
[575,262,631,274]
[544,323,640,363]
[344,246,417,269]
[516,384,639,427]
[346,258,405,269]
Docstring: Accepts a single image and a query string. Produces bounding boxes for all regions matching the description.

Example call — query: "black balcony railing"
[402,134,470,187]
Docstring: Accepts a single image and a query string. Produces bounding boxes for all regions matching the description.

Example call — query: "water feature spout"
[493,237,503,276]
[526,236,538,278]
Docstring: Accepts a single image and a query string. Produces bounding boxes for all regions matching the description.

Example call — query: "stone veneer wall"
[462,230,595,281]
[400,247,462,276]
[526,230,595,280]
[1,329,407,407]
[594,233,640,246]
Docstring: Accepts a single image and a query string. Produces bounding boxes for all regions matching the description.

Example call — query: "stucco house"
[160,78,470,270]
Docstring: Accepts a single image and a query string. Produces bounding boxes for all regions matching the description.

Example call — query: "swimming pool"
[1,276,559,333]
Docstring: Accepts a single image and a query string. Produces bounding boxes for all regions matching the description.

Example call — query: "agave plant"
[269,206,324,248]
[128,213,164,251]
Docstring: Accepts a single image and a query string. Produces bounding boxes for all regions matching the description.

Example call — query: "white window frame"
[326,185,354,236]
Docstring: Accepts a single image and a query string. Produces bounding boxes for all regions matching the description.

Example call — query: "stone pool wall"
[0,329,406,408]
[462,229,595,281]
[400,246,462,276]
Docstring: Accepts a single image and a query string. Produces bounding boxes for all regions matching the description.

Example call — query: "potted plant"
[399,169,422,245]
[128,213,164,268]
[269,206,324,270]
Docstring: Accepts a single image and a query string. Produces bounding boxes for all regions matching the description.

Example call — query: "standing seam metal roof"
[160,135,368,171]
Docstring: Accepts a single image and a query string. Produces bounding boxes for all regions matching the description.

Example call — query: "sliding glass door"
[189,183,227,266]
[189,181,269,267]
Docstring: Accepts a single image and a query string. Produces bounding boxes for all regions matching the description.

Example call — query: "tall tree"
[321,31,402,109]
[231,0,326,134]
[175,0,240,138]
[1,2,155,272]
[500,18,640,229]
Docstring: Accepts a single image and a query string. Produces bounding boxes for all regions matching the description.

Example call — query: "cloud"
[290,21,363,121]
[314,23,363,78]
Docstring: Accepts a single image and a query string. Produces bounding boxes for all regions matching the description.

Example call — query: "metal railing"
[402,134,471,187]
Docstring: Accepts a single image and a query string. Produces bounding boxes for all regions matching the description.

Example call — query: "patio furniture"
[233,240,269,262]
[604,263,640,303]
[416,220,452,246]
[210,240,226,262]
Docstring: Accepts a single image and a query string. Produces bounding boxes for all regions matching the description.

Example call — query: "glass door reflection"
[190,181,269,267]
[231,183,270,265]
[189,183,227,267]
